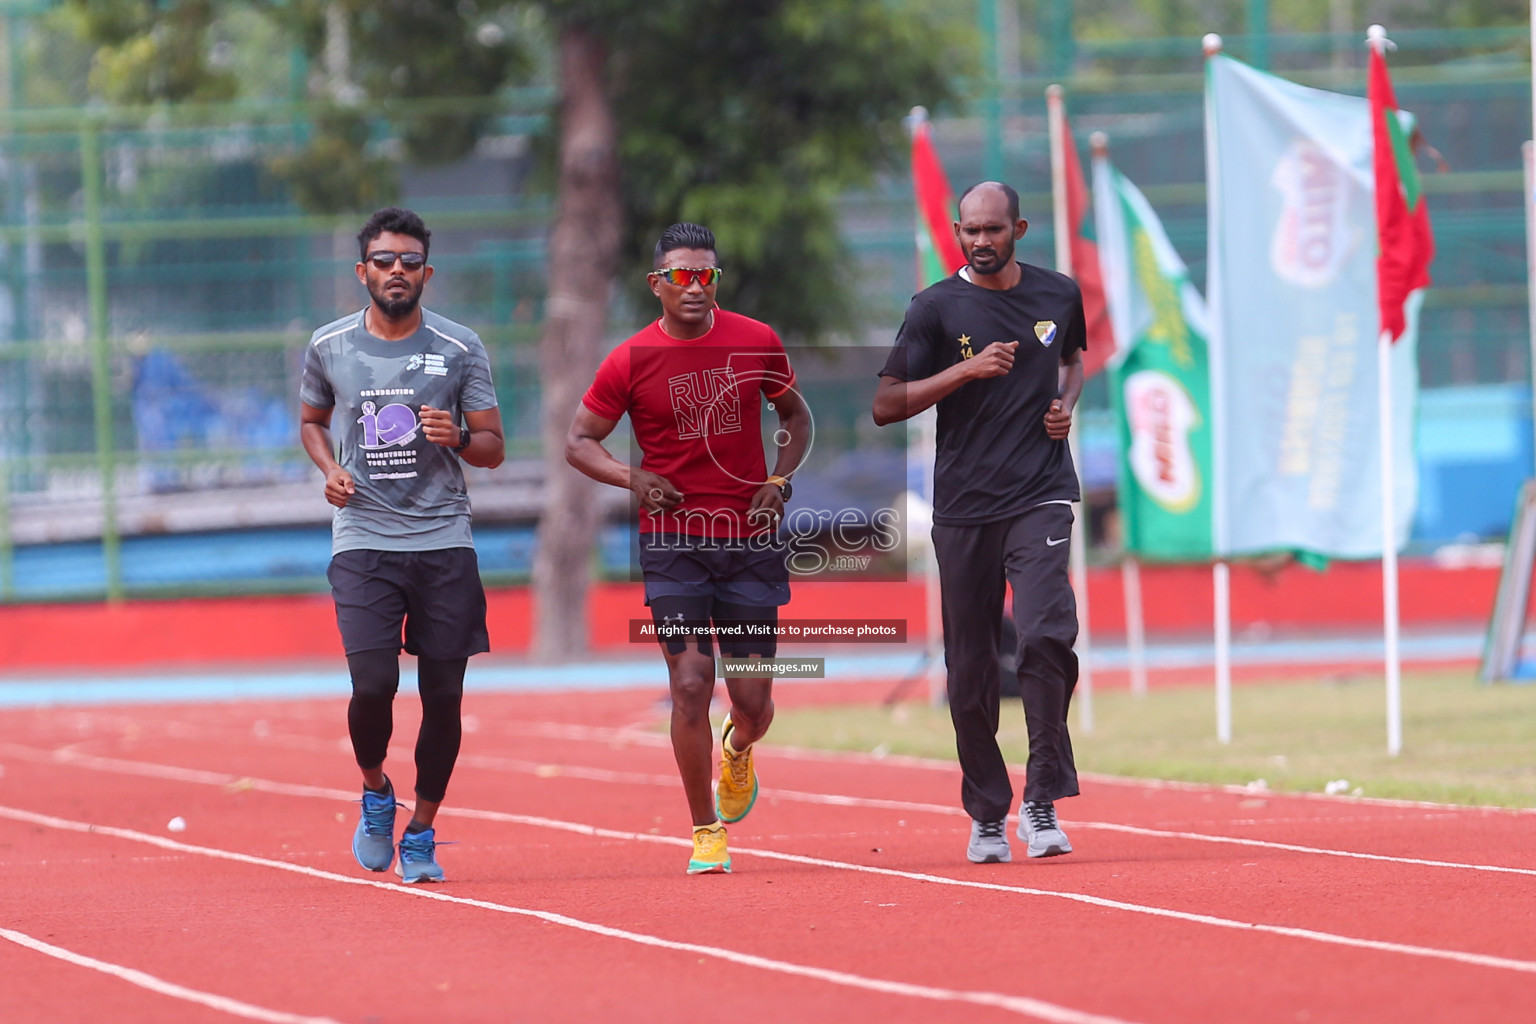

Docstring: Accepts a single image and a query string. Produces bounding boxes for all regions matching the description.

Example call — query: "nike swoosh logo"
[1046,537,1068,546]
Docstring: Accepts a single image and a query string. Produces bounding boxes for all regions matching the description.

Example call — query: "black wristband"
[452,426,472,452]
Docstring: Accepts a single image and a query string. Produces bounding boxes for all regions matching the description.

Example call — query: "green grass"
[766,669,1536,809]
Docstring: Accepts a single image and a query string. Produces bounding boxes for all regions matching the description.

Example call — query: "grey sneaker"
[352,779,399,872]
[1017,800,1072,858]
[966,818,1012,863]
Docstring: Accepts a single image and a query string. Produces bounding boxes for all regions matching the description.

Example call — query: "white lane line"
[179,734,1536,878]
[500,772,1536,878]
[0,805,1140,1024]
[379,809,1536,977]
[5,746,1536,976]
[6,739,1536,881]
[0,926,343,1024]
[504,720,1536,817]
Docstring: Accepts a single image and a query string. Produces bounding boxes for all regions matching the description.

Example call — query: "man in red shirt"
[566,222,810,874]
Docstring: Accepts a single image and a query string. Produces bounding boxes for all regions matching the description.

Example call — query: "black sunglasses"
[364,250,427,271]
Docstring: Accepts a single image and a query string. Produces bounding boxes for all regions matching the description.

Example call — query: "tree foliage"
[65,0,239,103]
[63,0,963,342]
[67,1,534,210]
[593,0,963,339]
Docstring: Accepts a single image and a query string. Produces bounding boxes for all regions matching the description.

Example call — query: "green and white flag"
[1095,156,1213,560]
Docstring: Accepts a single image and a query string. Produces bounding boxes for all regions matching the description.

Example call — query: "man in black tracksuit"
[873,181,1084,864]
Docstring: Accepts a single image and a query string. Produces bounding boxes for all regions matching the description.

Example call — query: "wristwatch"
[452,426,472,452]
[767,474,793,500]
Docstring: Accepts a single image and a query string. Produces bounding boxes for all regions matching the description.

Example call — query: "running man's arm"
[767,384,810,482]
[748,385,811,523]
[1044,346,1084,440]
[421,405,506,468]
[299,402,355,508]
[872,341,1017,426]
[565,404,682,512]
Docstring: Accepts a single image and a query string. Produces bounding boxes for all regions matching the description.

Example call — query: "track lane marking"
[0,804,1140,1024]
[5,745,1536,975]
[16,738,1528,880]
[504,720,1536,816]
[0,926,343,1024]
[468,755,1536,878]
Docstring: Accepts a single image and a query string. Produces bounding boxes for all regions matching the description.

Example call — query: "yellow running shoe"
[687,821,731,874]
[714,713,759,824]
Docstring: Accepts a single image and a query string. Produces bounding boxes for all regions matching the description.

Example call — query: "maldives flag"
[911,118,965,287]
[1059,111,1116,377]
[1369,41,1434,342]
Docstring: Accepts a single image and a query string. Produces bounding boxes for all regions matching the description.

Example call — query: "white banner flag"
[1205,54,1418,559]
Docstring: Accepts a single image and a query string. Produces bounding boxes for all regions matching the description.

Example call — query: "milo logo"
[1124,370,1201,513]
[358,401,419,449]
[1269,139,1353,289]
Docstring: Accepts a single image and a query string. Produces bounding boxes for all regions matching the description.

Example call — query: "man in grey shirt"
[300,207,504,883]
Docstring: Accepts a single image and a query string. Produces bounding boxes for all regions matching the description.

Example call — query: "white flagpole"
[1214,561,1232,742]
[1203,32,1233,744]
[1369,24,1404,756]
[920,408,945,707]
[1048,85,1072,274]
[1526,141,1536,466]
[906,107,947,709]
[1122,558,1148,696]
[1094,128,1149,701]
[1379,325,1403,756]
[1048,83,1094,733]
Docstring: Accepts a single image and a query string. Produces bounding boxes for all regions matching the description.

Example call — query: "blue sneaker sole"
[394,861,445,883]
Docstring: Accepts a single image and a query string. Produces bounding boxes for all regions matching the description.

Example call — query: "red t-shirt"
[583,309,796,538]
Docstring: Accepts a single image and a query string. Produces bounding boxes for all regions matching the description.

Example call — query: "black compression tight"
[346,650,467,804]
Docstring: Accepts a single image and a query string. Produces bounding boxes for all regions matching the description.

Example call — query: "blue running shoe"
[396,827,445,884]
[352,781,398,872]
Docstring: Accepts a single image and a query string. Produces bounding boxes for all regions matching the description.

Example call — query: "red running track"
[1,682,1533,1023]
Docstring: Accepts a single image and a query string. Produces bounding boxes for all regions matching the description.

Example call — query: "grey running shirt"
[300,308,499,554]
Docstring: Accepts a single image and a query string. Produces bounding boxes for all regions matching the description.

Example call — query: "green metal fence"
[1,8,1533,601]
[0,95,556,600]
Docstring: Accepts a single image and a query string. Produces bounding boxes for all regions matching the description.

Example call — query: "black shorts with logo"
[638,533,789,658]
[327,547,489,659]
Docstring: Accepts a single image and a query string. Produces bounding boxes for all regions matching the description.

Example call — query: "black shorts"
[639,534,788,658]
[327,547,490,659]
[648,595,779,658]
[637,533,790,606]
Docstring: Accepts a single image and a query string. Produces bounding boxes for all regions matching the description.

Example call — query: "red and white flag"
[1369,39,1434,341]
[1051,99,1116,376]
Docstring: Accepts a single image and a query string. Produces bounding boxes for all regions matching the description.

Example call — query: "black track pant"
[346,650,467,804]
[932,502,1080,822]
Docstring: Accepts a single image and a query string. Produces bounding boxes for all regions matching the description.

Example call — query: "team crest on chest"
[957,333,975,359]
[1034,321,1057,345]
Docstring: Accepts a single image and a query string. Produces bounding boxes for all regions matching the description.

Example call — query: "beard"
[967,236,1016,276]
[369,276,424,318]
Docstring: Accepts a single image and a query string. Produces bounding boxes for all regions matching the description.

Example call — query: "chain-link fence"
[0,95,558,600]
[1,11,1532,601]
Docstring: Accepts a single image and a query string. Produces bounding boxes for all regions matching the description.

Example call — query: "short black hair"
[653,222,717,268]
[358,207,431,261]
[957,181,1021,223]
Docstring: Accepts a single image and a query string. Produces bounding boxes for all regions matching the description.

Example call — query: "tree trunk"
[532,25,621,659]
